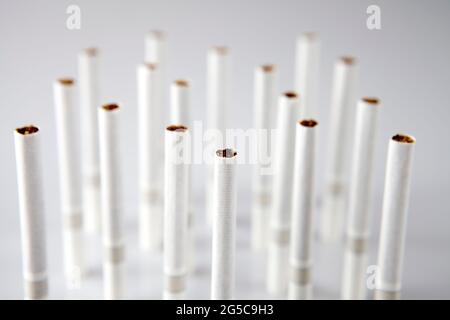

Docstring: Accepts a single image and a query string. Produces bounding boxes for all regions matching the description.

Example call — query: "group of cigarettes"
[13,31,415,300]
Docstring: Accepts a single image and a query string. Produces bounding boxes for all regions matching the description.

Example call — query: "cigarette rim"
[174,79,189,87]
[102,103,120,111]
[57,78,75,86]
[362,97,379,105]
[299,119,319,128]
[216,148,237,159]
[284,91,298,99]
[260,64,276,73]
[83,47,98,57]
[340,56,356,65]
[16,125,39,135]
[166,124,188,132]
[392,134,415,144]
[210,46,229,55]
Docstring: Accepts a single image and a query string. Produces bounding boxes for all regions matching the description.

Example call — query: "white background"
[0,0,449,299]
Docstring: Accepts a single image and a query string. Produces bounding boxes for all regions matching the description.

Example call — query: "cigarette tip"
[299,119,319,128]
[148,30,166,40]
[284,91,298,99]
[102,103,120,111]
[216,148,237,158]
[362,97,379,105]
[83,47,98,57]
[57,78,75,86]
[260,64,275,73]
[340,56,356,65]
[210,46,229,55]
[303,32,319,41]
[174,79,189,87]
[392,134,415,144]
[16,125,39,135]
[167,124,188,132]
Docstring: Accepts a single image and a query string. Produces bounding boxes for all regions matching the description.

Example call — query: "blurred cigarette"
[321,56,358,242]
[78,48,101,234]
[206,46,231,224]
[163,125,190,299]
[99,104,125,300]
[375,134,416,300]
[251,64,277,253]
[53,78,83,288]
[288,119,318,300]
[145,30,167,78]
[14,125,48,300]
[294,32,320,118]
[342,98,380,300]
[138,63,164,251]
[211,149,237,300]
[267,92,300,297]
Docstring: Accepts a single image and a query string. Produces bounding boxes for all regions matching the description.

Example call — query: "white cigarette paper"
[163,125,190,299]
[138,63,164,251]
[251,64,277,253]
[170,80,195,272]
[211,149,237,300]
[342,98,380,300]
[99,104,125,300]
[206,46,231,223]
[145,30,167,78]
[289,119,318,300]
[78,48,101,234]
[375,134,416,300]
[53,79,83,288]
[294,33,320,118]
[268,92,300,297]
[14,125,48,300]
[321,57,358,242]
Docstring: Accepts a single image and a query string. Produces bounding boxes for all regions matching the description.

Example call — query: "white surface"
[0,0,450,299]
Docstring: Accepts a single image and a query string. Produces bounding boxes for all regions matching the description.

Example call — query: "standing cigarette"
[320,56,358,242]
[211,149,238,300]
[163,125,190,299]
[145,30,167,79]
[54,78,83,288]
[170,80,195,272]
[14,125,48,300]
[294,33,320,118]
[267,92,300,297]
[341,98,380,300]
[78,48,101,234]
[375,134,416,300]
[206,46,231,223]
[251,64,277,253]
[99,104,125,300]
[138,63,164,251]
[289,119,318,300]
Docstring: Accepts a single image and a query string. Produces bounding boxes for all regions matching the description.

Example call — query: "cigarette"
[320,56,358,242]
[375,133,416,300]
[288,119,318,300]
[78,48,101,234]
[98,103,125,300]
[145,30,167,76]
[267,92,300,297]
[341,97,380,300]
[206,46,231,224]
[14,125,48,300]
[138,63,164,251]
[53,78,83,288]
[294,32,320,118]
[251,64,277,252]
[170,80,195,272]
[163,125,190,299]
[211,149,238,300]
